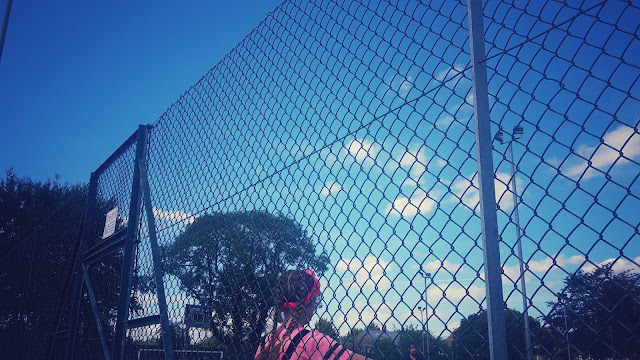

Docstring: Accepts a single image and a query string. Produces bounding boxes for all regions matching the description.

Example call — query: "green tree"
[396,324,446,360]
[0,169,85,255]
[451,308,553,360]
[314,317,339,340]
[162,210,329,359]
[0,170,88,358]
[367,337,396,360]
[546,266,640,359]
[341,327,364,350]
[366,321,381,330]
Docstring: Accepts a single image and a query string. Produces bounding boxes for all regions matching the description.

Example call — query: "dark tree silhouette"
[546,265,640,359]
[0,169,85,255]
[314,317,339,340]
[451,308,554,360]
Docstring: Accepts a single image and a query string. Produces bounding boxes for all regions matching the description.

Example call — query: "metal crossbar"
[1,0,638,359]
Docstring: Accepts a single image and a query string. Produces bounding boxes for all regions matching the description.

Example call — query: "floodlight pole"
[497,128,533,360]
[560,295,571,360]
[419,271,431,360]
[508,137,533,360]
[418,306,425,355]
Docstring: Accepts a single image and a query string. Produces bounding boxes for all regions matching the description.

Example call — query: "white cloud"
[399,145,428,180]
[153,208,198,225]
[346,139,377,162]
[450,176,479,209]
[436,115,454,127]
[402,178,419,187]
[546,156,561,167]
[399,76,413,98]
[428,283,485,303]
[527,254,585,272]
[447,320,460,332]
[320,148,339,167]
[320,181,342,196]
[581,256,640,274]
[435,64,465,82]
[423,259,463,274]
[390,74,414,98]
[449,172,523,211]
[336,256,393,291]
[564,124,640,179]
[502,254,585,284]
[340,302,397,334]
[465,92,474,105]
[399,146,427,167]
[435,158,447,168]
[385,189,439,217]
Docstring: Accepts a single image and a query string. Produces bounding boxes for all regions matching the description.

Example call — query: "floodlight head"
[494,131,505,144]
[513,125,524,137]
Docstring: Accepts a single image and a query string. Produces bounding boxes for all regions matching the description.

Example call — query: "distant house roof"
[445,333,454,344]
[353,329,401,349]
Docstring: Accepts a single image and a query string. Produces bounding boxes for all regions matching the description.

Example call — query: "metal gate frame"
[49,125,175,360]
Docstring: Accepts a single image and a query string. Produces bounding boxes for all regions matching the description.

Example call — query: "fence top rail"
[94,124,152,177]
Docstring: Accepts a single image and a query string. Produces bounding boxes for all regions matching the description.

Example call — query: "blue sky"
[0,0,282,183]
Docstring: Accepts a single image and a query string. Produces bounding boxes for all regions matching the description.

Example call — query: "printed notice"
[103,207,118,238]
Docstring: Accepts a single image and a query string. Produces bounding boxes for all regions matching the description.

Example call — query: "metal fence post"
[467,0,509,359]
[65,172,99,359]
[112,124,148,360]
[139,151,175,360]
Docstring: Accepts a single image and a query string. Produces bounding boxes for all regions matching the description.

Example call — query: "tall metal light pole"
[495,126,532,360]
[418,306,425,355]
[560,295,571,360]
[419,271,432,360]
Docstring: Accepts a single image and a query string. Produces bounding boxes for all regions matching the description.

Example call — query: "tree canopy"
[162,210,329,357]
[546,265,640,359]
[314,317,339,340]
[0,169,85,255]
[451,308,554,360]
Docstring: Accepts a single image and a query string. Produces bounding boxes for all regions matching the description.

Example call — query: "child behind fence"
[255,269,368,360]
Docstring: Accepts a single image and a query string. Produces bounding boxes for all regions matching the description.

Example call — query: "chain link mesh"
[484,0,640,359]
[1,0,639,359]
[0,185,87,360]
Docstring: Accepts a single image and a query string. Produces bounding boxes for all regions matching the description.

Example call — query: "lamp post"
[560,295,571,360]
[419,271,431,360]
[495,126,532,360]
[418,306,425,355]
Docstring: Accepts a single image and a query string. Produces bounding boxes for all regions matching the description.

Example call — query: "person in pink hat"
[255,269,369,360]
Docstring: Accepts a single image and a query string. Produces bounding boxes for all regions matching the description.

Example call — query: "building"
[352,329,401,353]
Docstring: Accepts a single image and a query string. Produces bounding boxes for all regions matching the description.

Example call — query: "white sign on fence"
[102,207,118,238]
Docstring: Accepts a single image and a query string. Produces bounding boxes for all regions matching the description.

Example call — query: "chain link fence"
[0,185,87,360]
[1,0,639,359]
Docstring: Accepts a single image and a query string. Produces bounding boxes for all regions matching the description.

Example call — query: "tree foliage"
[162,210,329,357]
[451,308,554,360]
[315,317,339,340]
[546,266,640,359]
[395,324,445,360]
[0,169,85,255]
